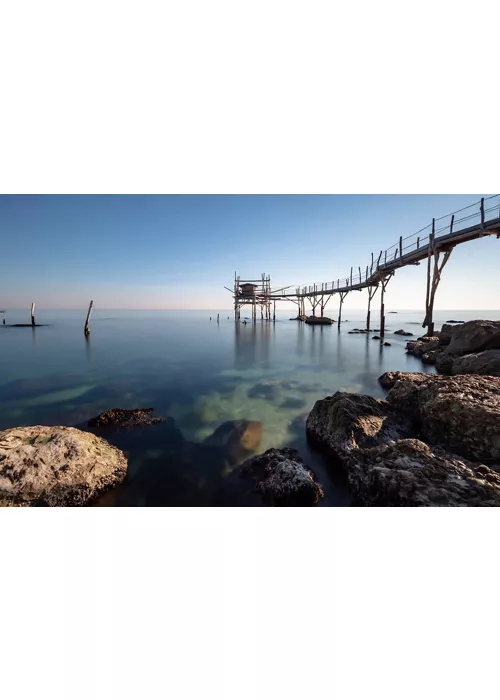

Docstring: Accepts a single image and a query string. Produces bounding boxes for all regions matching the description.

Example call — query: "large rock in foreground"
[216,448,324,506]
[308,373,500,506]
[0,426,127,506]
[349,439,500,507]
[306,392,415,463]
[387,374,500,464]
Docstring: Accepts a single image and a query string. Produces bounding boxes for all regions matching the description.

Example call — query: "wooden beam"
[31,302,35,327]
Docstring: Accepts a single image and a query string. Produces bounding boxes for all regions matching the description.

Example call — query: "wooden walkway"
[263,195,500,336]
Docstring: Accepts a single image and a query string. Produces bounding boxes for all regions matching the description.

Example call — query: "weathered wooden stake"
[31,302,36,326]
[84,301,93,335]
[273,300,276,322]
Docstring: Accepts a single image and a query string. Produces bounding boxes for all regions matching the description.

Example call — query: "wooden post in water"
[337,292,347,329]
[273,300,276,322]
[379,275,392,338]
[84,300,93,336]
[31,303,36,326]
[366,286,377,332]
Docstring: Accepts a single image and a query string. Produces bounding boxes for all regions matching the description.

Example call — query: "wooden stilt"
[423,241,453,336]
[337,292,347,328]
[84,301,93,336]
[31,303,36,327]
[379,276,392,338]
[366,286,377,332]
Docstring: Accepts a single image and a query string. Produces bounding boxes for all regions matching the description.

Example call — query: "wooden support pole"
[337,292,347,329]
[380,284,385,338]
[84,300,93,335]
[273,300,276,322]
[423,233,433,333]
[31,302,36,327]
[366,288,373,332]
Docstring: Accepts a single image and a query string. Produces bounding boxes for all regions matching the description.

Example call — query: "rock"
[305,316,334,325]
[226,448,324,506]
[439,324,455,345]
[394,329,414,336]
[450,349,500,376]
[445,320,500,356]
[387,374,500,464]
[0,425,127,506]
[406,337,440,359]
[204,420,262,466]
[422,350,438,365]
[306,392,415,465]
[378,371,428,390]
[446,320,464,324]
[248,382,281,401]
[88,407,165,430]
[280,397,307,409]
[383,342,391,346]
[388,311,398,314]
[348,438,500,507]
[372,336,381,340]
[435,351,454,373]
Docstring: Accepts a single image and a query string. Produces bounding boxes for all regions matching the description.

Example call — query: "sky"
[1,194,498,310]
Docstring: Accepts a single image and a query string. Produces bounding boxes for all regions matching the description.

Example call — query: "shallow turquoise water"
[1,308,498,505]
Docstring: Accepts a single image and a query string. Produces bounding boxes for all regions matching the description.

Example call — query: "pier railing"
[297,194,500,296]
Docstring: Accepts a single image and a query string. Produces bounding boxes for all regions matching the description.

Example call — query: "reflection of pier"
[226,195,500,338]
[233,322,272,370]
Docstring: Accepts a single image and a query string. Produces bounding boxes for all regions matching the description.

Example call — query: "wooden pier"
[228,195,500,337]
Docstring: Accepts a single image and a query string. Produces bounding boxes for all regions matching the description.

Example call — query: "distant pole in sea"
[217,313,219,323]
[84,301,94,336]
[31,302,36,327]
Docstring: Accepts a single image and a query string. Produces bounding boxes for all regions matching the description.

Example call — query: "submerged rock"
[248,382,281,401]
[88,407,166,430]
[349,439,500,507]
[221,448,324,506]
[394,329,414,336]
[204,419,262,466]
[0,425,127,506]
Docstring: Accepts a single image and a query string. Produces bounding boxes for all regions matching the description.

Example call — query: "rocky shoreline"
[1,319,499,507]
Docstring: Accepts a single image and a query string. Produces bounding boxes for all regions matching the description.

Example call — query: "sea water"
[1,308,498,505]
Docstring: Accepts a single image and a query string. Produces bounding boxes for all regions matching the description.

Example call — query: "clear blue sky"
[1,194,498,310]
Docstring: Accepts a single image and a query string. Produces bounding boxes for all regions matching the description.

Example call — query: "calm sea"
[1,308,498,506]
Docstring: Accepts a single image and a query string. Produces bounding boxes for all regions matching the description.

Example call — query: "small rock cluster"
[407,320,500,376]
